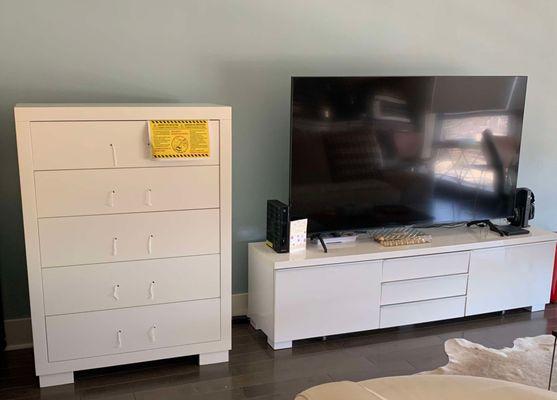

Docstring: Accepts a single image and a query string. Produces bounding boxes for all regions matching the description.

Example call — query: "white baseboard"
[4,317,33,351]
[3,292,249,351]
[232,292,248,317]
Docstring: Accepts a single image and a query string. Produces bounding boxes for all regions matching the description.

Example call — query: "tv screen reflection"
[290,76,527,233]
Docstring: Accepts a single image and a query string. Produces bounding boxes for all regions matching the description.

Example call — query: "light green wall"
[1,0,556,319]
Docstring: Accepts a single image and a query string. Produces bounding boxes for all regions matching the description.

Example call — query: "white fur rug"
[422,335,557,391]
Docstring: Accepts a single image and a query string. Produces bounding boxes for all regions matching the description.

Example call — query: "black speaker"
[509,187,535,228]
[266,200,289,253]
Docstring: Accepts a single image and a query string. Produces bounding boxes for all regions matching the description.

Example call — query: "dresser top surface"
[250,225,557,269]
[15,103,229,108]
[14,103,231,121]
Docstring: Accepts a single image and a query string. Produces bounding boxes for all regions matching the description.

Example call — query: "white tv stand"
[248,226,557,350]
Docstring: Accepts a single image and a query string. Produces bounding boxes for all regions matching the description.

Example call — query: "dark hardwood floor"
[2,305,557,400]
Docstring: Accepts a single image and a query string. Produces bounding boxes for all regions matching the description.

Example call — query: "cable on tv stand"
[466,220,505,237]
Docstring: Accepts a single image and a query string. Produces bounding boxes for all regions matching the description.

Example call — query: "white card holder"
[289,218,307,252]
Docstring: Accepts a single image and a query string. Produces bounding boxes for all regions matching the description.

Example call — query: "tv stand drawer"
[380,296,465,329]
[382,251,470,282]
[381,274,468,305]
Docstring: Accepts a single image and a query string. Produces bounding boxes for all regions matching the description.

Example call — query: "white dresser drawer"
[380,296,465,329]
[380,274,468,305]
[46,299,221,362]
[382,251,470,282]
[35,166,219,217]
[43,255,220,315]
[31,120,220,170]
[39,209,219,267]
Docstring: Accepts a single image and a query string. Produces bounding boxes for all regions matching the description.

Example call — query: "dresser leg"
[199,351,229,365]
[531,304,546,312]
[39,372,74,387]
[268,340,293,350]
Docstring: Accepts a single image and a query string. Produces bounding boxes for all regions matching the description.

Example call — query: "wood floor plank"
[0,306,554,399]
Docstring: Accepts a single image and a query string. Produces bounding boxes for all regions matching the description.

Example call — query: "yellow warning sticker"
[148,120,210,158]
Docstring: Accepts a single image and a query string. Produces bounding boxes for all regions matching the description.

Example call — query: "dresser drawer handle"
[112,237,118,256]
[149,325,157,343]
[112,284,120,300]
[110,143,118,166]
[108,190,116,207]
[149,281,156,300]
[148,234,154,254]
[145,189,152,206]
[116,329,123,348]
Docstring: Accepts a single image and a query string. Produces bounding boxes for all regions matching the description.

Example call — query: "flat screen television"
[289,76,527,233]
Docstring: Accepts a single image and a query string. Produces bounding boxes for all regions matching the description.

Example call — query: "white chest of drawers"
[15,104,231,387]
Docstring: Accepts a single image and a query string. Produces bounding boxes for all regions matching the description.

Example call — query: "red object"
[551,243,557,303]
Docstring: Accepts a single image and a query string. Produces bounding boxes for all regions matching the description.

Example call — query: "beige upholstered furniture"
[295,375,557,400]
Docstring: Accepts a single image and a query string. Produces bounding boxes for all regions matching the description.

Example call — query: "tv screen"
[290,76,527,233]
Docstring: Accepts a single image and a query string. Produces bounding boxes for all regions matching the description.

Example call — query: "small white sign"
[289,218,307,252]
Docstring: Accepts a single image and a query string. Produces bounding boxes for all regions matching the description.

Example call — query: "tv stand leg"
[268,339,292,350]
[311,234,328,253]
